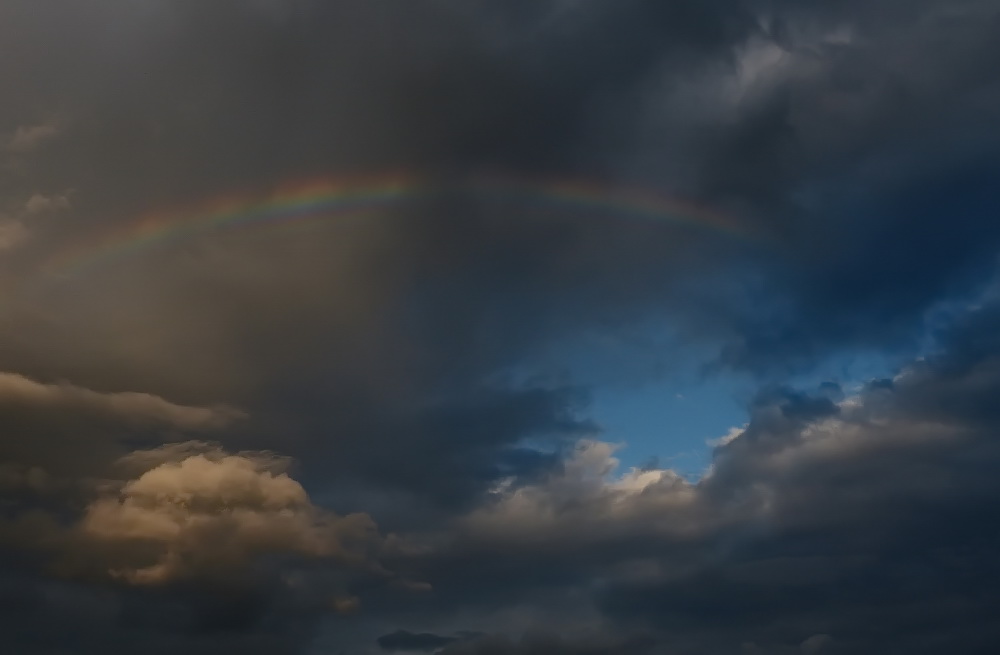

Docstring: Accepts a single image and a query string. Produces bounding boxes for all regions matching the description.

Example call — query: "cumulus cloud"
[77,443,382,585]
[462,441,699,546]
[0,372,248,559]
[376,303,1000,653]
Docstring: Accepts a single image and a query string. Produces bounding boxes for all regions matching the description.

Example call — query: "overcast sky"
[2,1,1000,653]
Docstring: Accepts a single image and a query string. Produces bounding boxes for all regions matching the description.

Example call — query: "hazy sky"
[2,2,1000,653]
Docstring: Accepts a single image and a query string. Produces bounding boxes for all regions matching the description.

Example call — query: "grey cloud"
[377,629,459,652]
[6,122,59,153]
[0,371,243,429]
[0,192,71,252]
[0,219,28,251]
[1,1,1000,653]
[436,632,657,655]
[0,440,395,654]
[800,634,833,654]
[370,300,1000,654]
[0,0,988,397]
[0,0,970,392]
[22,192,71,215]
[0,370,243,485]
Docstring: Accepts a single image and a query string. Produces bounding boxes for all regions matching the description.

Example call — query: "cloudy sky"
[2,1,1000,653]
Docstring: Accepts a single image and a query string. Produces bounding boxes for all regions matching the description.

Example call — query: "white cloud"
[707,425,747,448]
[462,440,698,545]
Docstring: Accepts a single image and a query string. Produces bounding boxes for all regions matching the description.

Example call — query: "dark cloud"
[1,0,1000,653]
[377,629,459,652]
[366,301,1000,654]
[3,0,994,398]
[437,632,658,655]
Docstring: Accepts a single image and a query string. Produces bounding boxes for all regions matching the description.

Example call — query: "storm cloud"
[1,0,999,653]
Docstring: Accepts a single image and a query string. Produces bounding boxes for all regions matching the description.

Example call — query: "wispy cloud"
[6,121,59,154]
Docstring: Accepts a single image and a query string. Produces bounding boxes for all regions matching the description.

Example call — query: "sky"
[2,1,1000,653]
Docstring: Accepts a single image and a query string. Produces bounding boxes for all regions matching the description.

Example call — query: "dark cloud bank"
[1,0,1000,653]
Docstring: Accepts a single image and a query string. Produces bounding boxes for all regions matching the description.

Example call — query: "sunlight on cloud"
[80,443,382,585]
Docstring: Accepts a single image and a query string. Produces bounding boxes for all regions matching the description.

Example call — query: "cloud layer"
[380,308,1000,653]
[1,0,999,653]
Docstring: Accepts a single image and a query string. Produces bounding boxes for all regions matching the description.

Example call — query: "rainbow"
[44,172,758,277]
